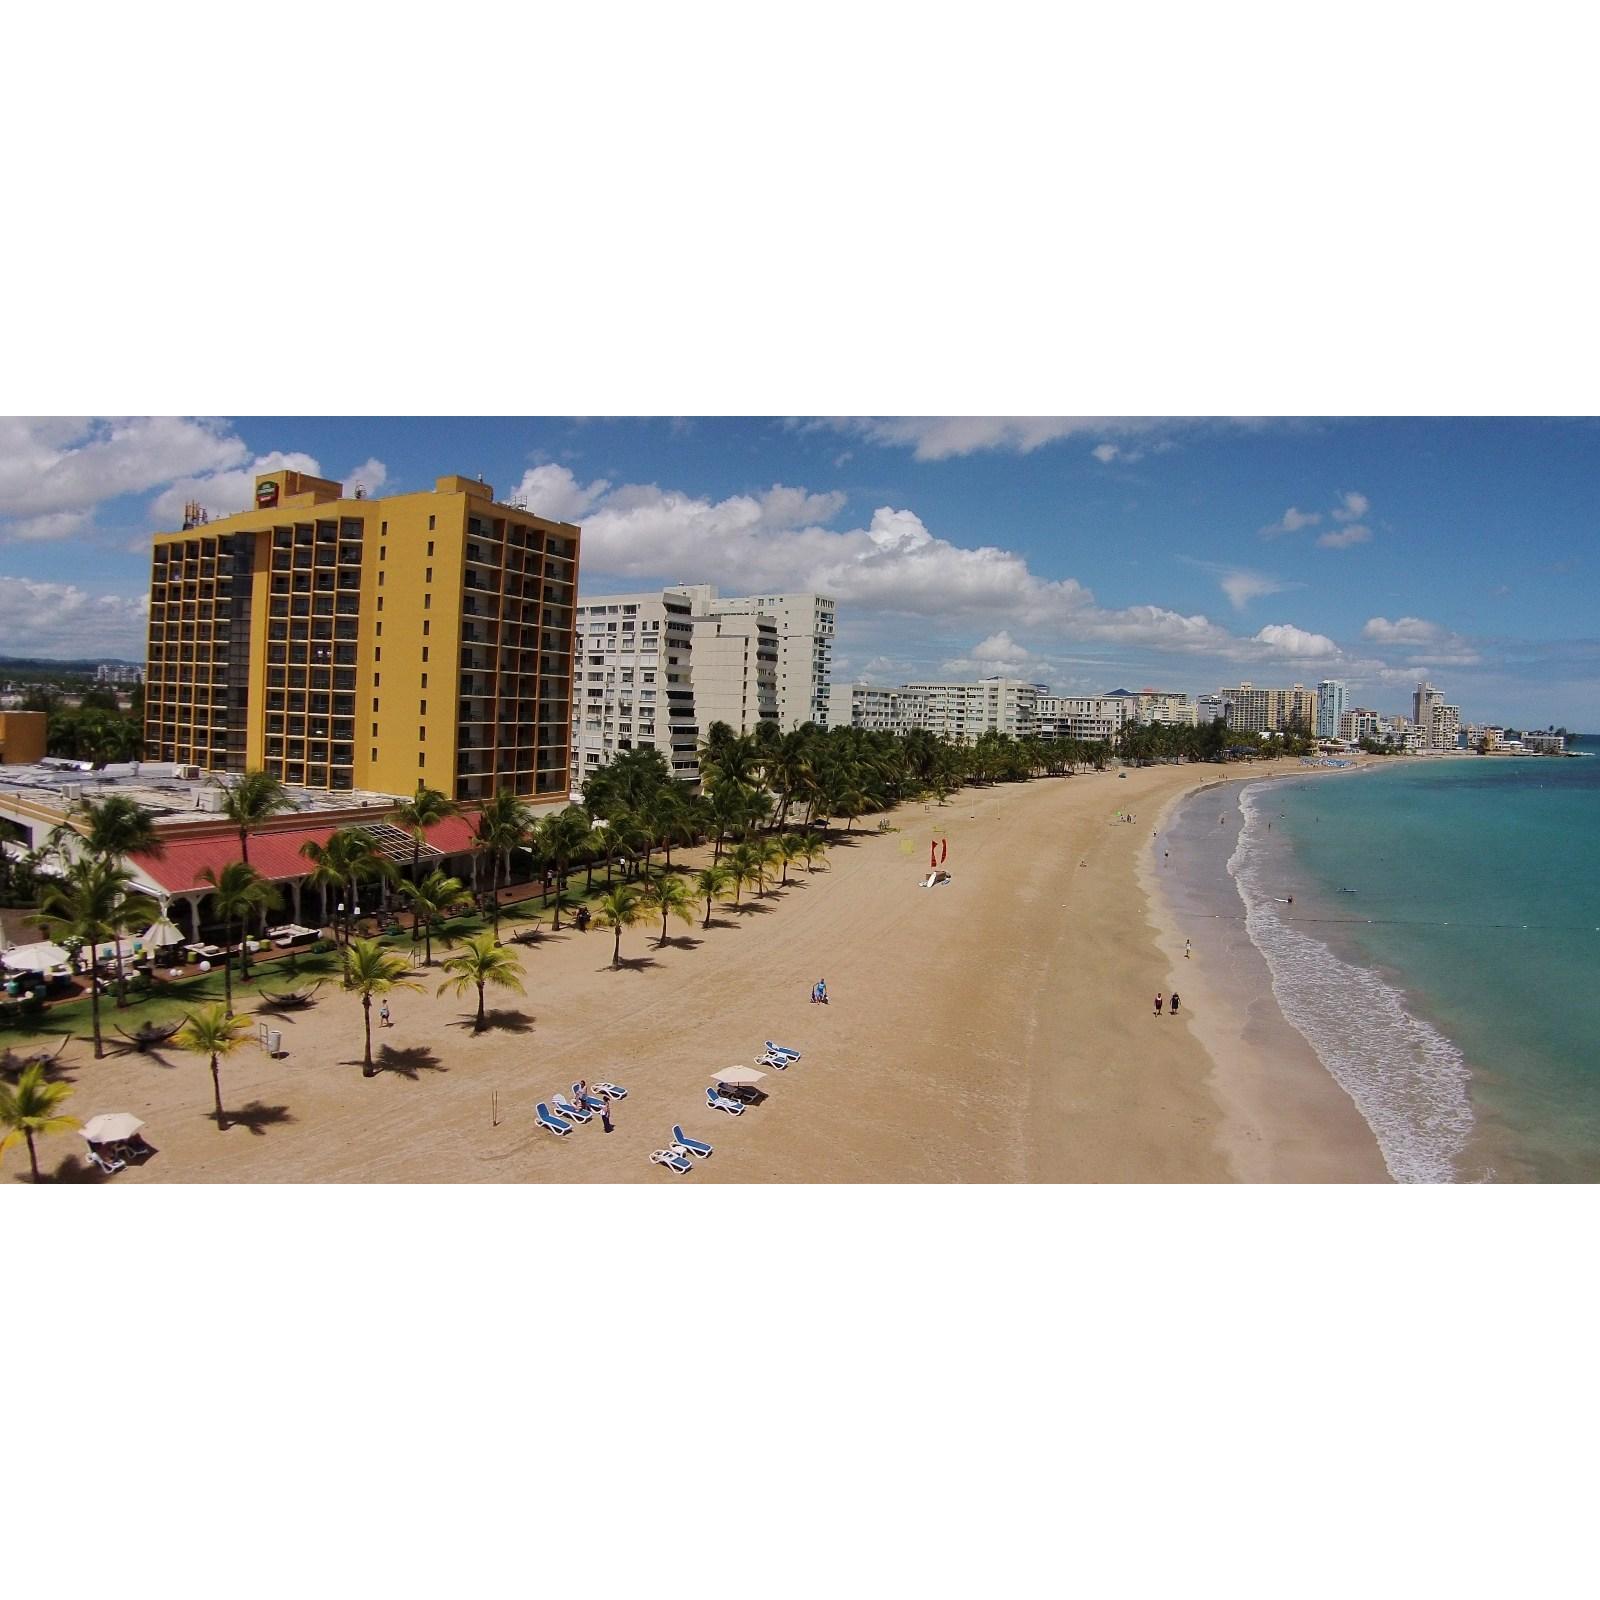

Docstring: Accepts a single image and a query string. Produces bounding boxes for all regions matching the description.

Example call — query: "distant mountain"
[0,655,141,671]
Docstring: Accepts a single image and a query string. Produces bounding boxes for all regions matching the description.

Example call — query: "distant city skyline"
[1,416,1595,726]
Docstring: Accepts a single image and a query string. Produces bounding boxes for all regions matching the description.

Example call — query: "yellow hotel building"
[144,469,580,801]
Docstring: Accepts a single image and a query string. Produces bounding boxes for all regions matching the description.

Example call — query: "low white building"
[1034,695,1131,742]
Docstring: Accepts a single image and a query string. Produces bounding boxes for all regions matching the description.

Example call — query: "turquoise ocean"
[1230,740,1600,1182]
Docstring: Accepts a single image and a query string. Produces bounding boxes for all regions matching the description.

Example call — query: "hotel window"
[427,518,435,533]
[378,572,384,586]
[372,747,378,760]
[371,723,378,736]
[425,568,433,583]
[419,753,426,767]
[377,597,384,612]
[419,726,427,742]
[374,649,381,662]
[422,620,430,635]
[421,647,429,663]
[372,698,379,711]
[424,593,431,610]
[419,700,427,716]
[421,673,428,690]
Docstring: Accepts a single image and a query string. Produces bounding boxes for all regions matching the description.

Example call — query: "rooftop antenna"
[182,499,209,530]
[511,494,527,510]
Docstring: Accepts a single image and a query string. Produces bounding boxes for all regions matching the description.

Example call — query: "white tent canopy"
[1,941,71,973]
[139,920,184,949]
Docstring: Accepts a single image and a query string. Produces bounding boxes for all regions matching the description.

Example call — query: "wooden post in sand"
[491,1089,499,1127]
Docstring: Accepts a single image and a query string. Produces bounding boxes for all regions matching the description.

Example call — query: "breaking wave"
[1230,784,1475,1183]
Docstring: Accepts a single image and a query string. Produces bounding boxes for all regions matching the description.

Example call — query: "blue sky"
[1,416,1594,727]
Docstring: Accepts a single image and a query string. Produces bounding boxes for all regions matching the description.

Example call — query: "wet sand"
[6,757,1390,1183]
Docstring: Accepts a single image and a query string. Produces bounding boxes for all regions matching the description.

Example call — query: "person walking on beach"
[1170,992,1180,1016]
[1184,938,1191,960]
[601,1095,614,1134]
[380,999,392,1028]
[1154,992,1164,1016]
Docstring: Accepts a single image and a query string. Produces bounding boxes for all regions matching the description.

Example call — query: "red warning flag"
[940,838,948,863]
[930,840,938,869]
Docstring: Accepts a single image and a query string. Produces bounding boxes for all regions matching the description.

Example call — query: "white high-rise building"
[897,677,1041,742]
[1316,679,1348,739]
[1413,680,1443,731]
[673,586,834,728]
[688,606,779,737]
[570,590,700,791]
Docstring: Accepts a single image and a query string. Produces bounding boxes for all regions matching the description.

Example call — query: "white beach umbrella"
[2,941,71,973]
[80,1113,146,1145]
[710,1065,767,1088]
[140,919,184,949]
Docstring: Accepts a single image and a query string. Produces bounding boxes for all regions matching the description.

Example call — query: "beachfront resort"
[0,459,1526,1183]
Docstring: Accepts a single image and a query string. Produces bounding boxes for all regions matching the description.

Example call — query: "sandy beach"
[5,757,1393,1183]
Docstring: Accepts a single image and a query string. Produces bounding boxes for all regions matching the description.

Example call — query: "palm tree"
[649,789,697,868]
[724,842,760,907]
[198,862,281,1011]
[755,836,785,897]
[67,794,165,1007]
[0,1061,78,1181]
[641,872,696,946]
[299,828,394,944]
[393,781,460,882]
[777,832,806,886]
[593,885,647,968]
[399,868,466,966]
[341,938,423,1076]
[33,857,141,1060]
[476,789,531,927]
[537,806,593,928]
[437,931,527,1032]
[217,770,291,867]
[173,1003,256,1130]
[799,831,830,873]
[693,863,732,928]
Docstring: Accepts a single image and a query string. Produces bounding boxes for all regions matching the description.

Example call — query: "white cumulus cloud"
[1317,522,1372,549]
[1259,506,1322,538]
[1331,490,1370,522]
[0,575,149,658]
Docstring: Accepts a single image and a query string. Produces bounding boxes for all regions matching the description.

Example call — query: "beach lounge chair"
[85,1146,125,1176]
[756,1051,791,1071]
[764,1041,801,1061]
[552,1092,592,1124]
[649,1148,693,1174]
[672,1125,713,1158]
[706,1087,745,1116]
[571,1083,607,1113]
[593,1081,628,1100]
[535,1102,574,1136]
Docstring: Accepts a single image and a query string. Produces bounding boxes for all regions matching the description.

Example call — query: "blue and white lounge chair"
[706,1087,745,1116]
[650,1148,693,1174]
[571,1083,607,1113]
[535,1102,573,1136]
[764,1040,801,1061]
[593,1081,628,1100]
[553,1092,592,1123]
[756,1051,791,1071]
[672,1125,713,1158]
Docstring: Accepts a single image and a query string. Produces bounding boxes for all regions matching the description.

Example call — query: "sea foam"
[1230,783,1476,1183]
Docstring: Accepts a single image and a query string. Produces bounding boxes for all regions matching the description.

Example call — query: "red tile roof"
[129,812,482,895]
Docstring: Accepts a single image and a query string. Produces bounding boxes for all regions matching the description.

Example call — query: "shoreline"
[1140,764,1393,1183]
